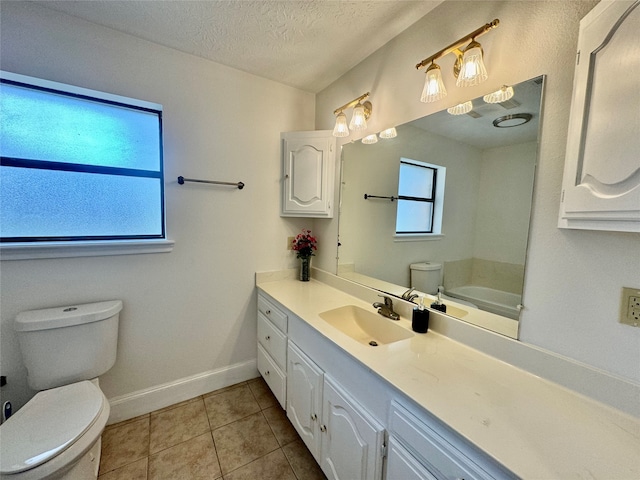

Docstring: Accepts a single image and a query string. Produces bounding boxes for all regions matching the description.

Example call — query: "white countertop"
[257,277,640,479]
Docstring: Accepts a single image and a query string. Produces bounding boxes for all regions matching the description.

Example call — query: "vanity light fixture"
[420,62,447,103]
[332,112,350,137]
[379,127,398,139]
[362,134,378,144]
[332,92,372,137]
[483,85,514,104]
[447,101,473,115]
[416,19,499,103]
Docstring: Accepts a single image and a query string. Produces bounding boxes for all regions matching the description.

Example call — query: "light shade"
[456,41,488,87]
[362,134,378,144]
[379,127,397,139]
[332,112,349,137]
[349,102,368,131]
[447,101,473,115]
[420,63,447,103]
[483,85,514,103]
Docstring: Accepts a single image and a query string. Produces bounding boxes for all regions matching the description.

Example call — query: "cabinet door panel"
[559,0,640,231]
[321,378,384,480]
[287,343,324,459]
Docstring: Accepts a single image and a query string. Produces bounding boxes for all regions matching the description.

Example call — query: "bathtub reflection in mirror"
[336,76,545,339]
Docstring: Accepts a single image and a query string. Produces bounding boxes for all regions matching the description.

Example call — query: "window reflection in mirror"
[336,75,545,339]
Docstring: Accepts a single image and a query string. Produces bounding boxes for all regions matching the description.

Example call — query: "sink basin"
[319,305,414,346]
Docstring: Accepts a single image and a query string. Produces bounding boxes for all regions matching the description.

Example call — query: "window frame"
[395,158,445,237]
[0,71,169,255]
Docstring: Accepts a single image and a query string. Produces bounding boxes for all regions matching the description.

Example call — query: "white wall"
[315,0,640,383]
[473,141,537,264]
[0,2,315,411]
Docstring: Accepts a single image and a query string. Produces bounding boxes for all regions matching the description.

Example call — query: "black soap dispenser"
[412,296,429,333]
[430,287,447,313]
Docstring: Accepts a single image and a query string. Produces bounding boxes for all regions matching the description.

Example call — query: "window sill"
[0,239,175,261]
[393,234,444,242]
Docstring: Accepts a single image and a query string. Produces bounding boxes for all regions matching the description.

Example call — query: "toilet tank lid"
[15,300,122,332]
[409,262,442,271]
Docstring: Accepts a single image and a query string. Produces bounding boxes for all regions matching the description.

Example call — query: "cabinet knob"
[265,335,270,341]
[264,370,270,376]
[266,310,271,315]
[320,425,327,432]
[311,414,317,422]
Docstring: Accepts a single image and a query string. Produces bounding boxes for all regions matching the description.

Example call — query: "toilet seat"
[0,381,108,478]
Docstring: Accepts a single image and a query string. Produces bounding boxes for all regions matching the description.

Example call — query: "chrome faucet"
[401,288,419,302]
[373,295,400,321]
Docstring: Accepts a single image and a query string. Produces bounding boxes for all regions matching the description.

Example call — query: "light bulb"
[379,127,397,139]
[332,112,349,137]
[456,40,488,87]
[420,63,447,103]
[447,101,473,115]
[349,102,367,131]
[483,85,514,103]
[362,134,378,144]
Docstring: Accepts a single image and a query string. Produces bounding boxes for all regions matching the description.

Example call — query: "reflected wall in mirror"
[337,76,545,339]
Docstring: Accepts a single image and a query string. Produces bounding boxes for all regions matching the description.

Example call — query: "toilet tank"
[15,300,122,391]
[410,262,442,295]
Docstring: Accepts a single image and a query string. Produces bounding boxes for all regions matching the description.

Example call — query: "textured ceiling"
[35,0,443,93]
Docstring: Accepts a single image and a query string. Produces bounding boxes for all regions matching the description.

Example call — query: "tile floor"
[98,378,327,480]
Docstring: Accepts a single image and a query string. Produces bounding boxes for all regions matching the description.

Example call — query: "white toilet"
[409,262,477,308]
[0,300,122,480]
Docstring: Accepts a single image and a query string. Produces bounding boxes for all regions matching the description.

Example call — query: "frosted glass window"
[0,71,164,243]
[395,159,442,235]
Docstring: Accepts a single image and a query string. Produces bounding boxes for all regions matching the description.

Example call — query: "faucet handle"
[378,294,393,307]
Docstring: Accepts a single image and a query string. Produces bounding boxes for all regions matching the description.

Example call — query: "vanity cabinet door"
[287,342,324,460]
[559,0,640,232]
[320,377,385,480]
[281,130,335,218]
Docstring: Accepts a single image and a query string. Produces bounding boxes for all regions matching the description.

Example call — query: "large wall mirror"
[336,75,545,339]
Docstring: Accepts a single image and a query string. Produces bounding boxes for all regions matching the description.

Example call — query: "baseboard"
[106,359,259,425]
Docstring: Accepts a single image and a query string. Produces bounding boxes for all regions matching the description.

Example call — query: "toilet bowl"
[0,381,109,480]
[0,300,121,479]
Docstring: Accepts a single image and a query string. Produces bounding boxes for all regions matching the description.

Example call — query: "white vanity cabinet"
[256,293,288,408]
[281,130,336,218]
[387,401,514,480]
[287,342,385,480]
[256,288,514,480]
[558,0,640,232]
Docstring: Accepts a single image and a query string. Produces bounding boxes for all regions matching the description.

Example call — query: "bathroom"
[1,0,638,478]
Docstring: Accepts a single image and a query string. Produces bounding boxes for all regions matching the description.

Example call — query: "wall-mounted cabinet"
[281,130,336,218]
[559,0,640,232]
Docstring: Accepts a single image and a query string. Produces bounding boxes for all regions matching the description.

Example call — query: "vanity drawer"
[257,344,286,409]
[258,313,287,369]
[258,294,288,333]
[390,401,495,480]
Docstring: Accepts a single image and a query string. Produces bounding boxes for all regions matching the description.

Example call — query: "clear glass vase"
[299,256,311,281]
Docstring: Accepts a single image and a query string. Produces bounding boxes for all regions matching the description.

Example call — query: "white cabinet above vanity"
[559,0,640,232]
[256,275,640,479]
[281,130,336,218]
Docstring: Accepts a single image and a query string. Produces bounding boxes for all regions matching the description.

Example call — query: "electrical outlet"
[287,236,295,250]
[620,287,640,327]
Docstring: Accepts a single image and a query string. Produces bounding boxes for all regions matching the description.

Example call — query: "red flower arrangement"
[292,229,317,258]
